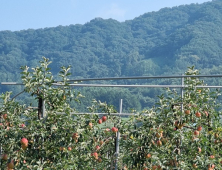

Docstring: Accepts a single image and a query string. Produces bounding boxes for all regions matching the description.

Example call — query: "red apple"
[21,144,28,150]
[92,152,98,157]
[95,145,100,151]
[91,152,98,159]
[192,164,198,169]
[184,110,191,115]
[157,140,162,147]
[156,132,163,138]
[152,165,157,170]
[209,155,215,160]
[72,133,79,139]
[211,164,215,169]
[97,157,102,163]
[195,112,201,118]
[67,147,72,151]
[102,116,107,122]
[104,128,110,133]
[99,140,104,145]
[7,160,14,169]
[214,133,219,138]
[204,111,209,117]
[3,114,7,119]
[194,130,200,136]
[20,138,28,146]
[208,164,215,170]
[111,127,118,133]
[20,124,26,128]
[98,119,102,124]
[88,122,93,129]
[1,154,8,160]
[197,126,202,131]
[59,146,65,151]
[145,153,151,159]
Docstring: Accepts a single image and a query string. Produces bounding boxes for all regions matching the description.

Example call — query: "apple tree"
[0,57,121,169]
[119,67,222,169]
[0,58,221,170]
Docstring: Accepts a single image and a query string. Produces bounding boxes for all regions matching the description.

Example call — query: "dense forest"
[0,0,222,111]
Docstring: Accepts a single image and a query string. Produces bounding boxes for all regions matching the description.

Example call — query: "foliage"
[121,66,222,169]
[0,59,222,169]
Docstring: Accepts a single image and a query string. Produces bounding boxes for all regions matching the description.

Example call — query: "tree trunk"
[38,97,43,119]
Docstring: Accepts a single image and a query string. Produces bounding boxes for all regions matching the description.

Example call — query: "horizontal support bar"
[53,83,182,88]
[1,82,23,85]
[56,112,151,116]
[2,82,222,88]
[64,74,222,82]
[2,74,222,85]
[53,83,222,88]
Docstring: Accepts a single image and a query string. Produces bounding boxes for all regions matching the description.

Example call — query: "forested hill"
[0,0,222,111]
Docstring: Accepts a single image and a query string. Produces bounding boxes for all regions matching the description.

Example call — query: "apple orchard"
[0,58,222,170]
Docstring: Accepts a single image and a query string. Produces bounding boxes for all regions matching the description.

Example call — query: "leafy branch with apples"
[0,58,222,170]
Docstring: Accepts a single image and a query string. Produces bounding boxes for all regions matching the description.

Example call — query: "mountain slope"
[0,0,222,111]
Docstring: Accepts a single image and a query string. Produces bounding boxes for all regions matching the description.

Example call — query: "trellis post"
[114,99,122,170]
[181,74,184,112]
[180,75,184,155]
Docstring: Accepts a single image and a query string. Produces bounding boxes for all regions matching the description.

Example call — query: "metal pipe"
[115,99,122,170]
[56,112,151,116]
[180,75,184,155]
[2,74,222,85]
[63,74,222,82]
[53,83,222,88]
[2,81,222,88]
[1,82,24,85]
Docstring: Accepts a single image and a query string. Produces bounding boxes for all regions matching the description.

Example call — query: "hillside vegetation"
[0,0,222,111]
